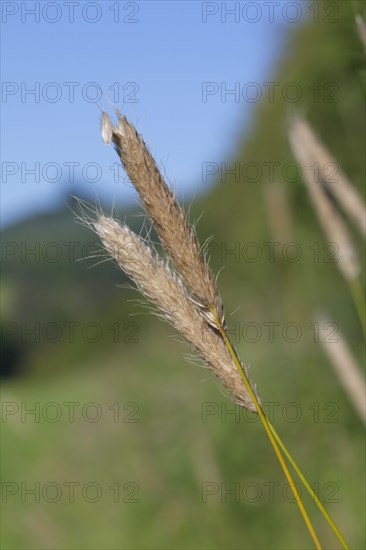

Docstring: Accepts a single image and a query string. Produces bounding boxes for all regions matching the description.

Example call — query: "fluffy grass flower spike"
[88,109,350,550]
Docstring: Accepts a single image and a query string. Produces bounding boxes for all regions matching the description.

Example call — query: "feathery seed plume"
[101,111,224,328]
[94,215,258,411]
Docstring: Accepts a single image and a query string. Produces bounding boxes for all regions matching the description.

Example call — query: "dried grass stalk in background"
[290,116,366,239]
[289,116,361,283]
[262,182,294,254]
[317,315,366,425]
[107,111,225,327]
[94,215,257,411]
[355,14,366,51]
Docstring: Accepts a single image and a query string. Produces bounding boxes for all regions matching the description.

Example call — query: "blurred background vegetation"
[1,2,365,549]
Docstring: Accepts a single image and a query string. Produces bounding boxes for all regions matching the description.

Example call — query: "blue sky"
[1,1,306,227]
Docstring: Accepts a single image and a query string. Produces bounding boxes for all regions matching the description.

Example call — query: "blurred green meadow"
[1,3,365,549]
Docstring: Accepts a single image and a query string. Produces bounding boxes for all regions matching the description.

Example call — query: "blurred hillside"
[1,2,365,549]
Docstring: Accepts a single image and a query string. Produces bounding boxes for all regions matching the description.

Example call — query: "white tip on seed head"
[101,112,114,146]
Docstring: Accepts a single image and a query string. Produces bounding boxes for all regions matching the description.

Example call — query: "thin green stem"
[210,307,322,550]
[267,420,349,550]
